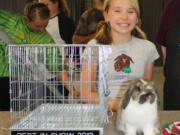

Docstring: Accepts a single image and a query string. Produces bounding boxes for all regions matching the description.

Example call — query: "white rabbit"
[116,79,160,135]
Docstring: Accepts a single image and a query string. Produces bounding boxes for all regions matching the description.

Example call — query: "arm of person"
[108,99,122,112]
[0,10,17,27]
[161,45,166,65]
[56,70,80,97]
[81,59,99,103]
[0,10,11,24]
[0,39,8,77]
[143,41,159,80]
[143,63,154,80]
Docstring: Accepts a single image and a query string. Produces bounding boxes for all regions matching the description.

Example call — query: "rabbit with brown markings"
[116,79,160,135]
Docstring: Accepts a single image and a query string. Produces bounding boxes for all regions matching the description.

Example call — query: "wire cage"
[8,44,111,135]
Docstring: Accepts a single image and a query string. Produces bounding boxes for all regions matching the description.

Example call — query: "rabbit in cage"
[116,79,160,135]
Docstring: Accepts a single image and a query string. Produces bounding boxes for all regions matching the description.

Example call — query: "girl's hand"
[69,86,80,97]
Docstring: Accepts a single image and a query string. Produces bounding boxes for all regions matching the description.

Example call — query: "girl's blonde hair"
[95,0,146,44]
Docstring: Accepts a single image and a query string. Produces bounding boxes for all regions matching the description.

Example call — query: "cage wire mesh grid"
[8,44,110,134]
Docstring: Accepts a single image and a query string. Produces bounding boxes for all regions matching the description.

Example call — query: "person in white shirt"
[39,0,75,44]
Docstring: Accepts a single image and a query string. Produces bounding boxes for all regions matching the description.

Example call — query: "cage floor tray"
[10,104,102,130]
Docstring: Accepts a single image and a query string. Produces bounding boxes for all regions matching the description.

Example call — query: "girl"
[0,2,53,110]
[0,2,78,110]
[81,0,159,111]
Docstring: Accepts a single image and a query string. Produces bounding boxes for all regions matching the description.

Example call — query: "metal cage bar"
[8,45,110,133]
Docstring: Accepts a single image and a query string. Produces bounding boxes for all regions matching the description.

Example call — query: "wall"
[0,0,25,14]
[0,0,170,66]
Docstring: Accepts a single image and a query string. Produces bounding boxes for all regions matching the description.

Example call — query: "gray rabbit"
[116,79,160,135]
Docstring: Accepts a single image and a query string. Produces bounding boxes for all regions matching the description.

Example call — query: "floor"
[153,66,164,110]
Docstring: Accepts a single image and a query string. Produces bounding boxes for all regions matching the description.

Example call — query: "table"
[104,111,180,135]
[0,111,180,135]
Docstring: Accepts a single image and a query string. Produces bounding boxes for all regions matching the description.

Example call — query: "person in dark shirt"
[156,0,180,110]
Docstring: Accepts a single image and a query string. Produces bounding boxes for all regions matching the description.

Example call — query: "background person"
[72,8,104,44]
[71,2,105,70]
[73,0,105,44]
[0,28,15,111]
[39,0,75,44]
[0,2,53,110]
[0,2,78,110]
[39,0,77,97]
[156,0,180,110]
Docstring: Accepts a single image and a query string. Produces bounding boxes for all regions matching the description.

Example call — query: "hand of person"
[69,86,80,98]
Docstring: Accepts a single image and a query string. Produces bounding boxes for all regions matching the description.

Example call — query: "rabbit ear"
[122,84,138,109]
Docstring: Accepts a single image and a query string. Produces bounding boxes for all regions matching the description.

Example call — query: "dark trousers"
[164,78,180,110]
[0,77,10,111]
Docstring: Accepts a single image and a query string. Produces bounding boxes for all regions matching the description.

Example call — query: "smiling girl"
[81,0,159,111]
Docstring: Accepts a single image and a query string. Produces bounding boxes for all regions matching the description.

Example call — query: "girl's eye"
[114,9,121,13]
[128,10,135,14]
